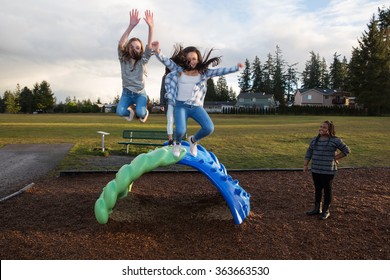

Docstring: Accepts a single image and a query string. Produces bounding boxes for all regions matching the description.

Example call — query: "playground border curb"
[58,166,387,177]
[59,168,302,176]
[0,183,35,202]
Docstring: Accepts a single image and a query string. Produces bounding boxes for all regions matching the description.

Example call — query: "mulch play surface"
[0,168,389,260]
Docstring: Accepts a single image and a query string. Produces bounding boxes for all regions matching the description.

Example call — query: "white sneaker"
[173,143,181,158]
[188,135,197,157]
[139,109,149,123]
[124,106,135,121]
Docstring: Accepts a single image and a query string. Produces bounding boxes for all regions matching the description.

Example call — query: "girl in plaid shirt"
[152,42,243,157]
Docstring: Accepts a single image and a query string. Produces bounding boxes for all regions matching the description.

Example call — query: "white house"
[235,92,277,109]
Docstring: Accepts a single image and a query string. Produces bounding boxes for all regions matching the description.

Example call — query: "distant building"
[101,104,116,113]
[235,92,277,109]
[203,101,236,113]
[294,88,353,107]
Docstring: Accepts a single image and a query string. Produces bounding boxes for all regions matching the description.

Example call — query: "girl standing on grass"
[304,120,351,220]
[152,42,243,157]
[116,9,154,123]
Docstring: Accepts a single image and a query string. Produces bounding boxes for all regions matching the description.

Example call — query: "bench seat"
[118,130,168,154]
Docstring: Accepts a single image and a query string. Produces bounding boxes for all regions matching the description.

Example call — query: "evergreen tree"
[263,53,274,95]
[0,94,5,113]
[341,56,351,91]
[32,81,55,112]
[216,76,229,101]
[18,86,34,113]
[330,53,350,91]
[349,8,390,114]
[0,96,5,113]
[285,63,299,102]
[273,45,286,105]
[228,86,236,101]
[205,78,218,101]
[377,6,390,29]
[251,56,263,93]
[319,57,330,88]
[301,51,322,88]
[39,81,55,112]
[238,59,251,93]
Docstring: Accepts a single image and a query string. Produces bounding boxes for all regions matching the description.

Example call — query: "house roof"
[237,92,274,99]
[298,88,337,95]
[297,88,351,96]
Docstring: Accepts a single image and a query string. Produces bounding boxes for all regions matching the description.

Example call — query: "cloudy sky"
[0,0,387,104]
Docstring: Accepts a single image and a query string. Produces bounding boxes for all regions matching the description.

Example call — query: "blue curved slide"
[177,141,251,224]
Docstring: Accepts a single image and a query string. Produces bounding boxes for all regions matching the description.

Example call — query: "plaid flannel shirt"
[156,52,239,106]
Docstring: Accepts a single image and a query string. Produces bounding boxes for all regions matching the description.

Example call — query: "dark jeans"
[311,172,335,205]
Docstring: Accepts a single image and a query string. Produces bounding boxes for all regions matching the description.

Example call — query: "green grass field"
[0,113,389,169]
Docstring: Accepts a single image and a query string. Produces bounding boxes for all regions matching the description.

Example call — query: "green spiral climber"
[94,146,186,224]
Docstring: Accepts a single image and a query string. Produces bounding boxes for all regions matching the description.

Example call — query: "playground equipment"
[94,142,251,225]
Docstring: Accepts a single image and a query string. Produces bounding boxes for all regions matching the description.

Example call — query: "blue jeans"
[116,88,148,118]
[174,101,214,143]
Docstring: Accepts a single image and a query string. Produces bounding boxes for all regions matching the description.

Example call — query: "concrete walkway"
[0,144,73,198]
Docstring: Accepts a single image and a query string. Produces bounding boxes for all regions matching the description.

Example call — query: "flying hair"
[171,44,222,74]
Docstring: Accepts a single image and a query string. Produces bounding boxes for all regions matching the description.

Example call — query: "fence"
[221,105,377,116]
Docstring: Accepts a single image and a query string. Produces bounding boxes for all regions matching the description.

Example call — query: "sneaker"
[168,139,174,146]
[188,135,197,157]
[139,109,149,123]
[173,143,181,158]
[124,106,135,121]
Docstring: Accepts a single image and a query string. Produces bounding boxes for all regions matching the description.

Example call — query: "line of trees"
[0,81,55,113]
[237,45,300,106]
[0,81,105,113]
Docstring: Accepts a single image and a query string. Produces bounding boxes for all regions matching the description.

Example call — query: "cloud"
[0,0,387,103]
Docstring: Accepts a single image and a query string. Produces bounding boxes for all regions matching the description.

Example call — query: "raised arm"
[118,9,141,51]
[151,41,180,72]
[143,10,154,49]
[205,62,243,79]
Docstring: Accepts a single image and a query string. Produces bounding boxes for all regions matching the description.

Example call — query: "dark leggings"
[312,172,335,205]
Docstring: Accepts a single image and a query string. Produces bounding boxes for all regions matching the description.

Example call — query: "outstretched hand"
[144,10,154,28]
[151,41,160,53]
[129,9,140,27]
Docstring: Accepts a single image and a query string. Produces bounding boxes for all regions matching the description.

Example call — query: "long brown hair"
[121,37,144,62]
[171,44,221,74]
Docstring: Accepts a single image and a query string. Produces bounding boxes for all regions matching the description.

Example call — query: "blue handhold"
[178,141,251,224]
